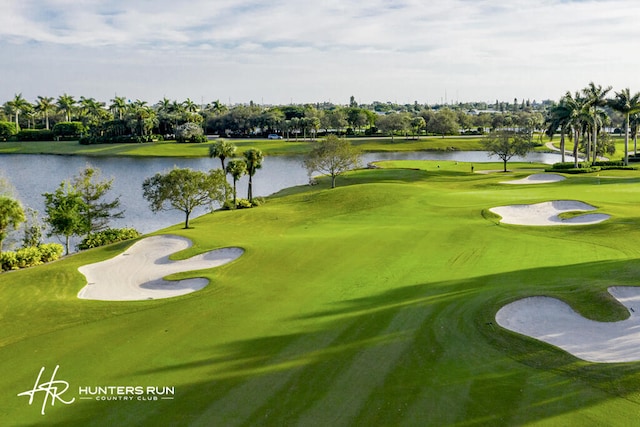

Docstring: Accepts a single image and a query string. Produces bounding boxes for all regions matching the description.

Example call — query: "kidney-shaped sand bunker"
[78,235,243,301]
[489,200,610,226]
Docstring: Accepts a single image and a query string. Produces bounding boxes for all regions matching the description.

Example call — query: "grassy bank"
[2,161,640,425]
[0,136,489,158]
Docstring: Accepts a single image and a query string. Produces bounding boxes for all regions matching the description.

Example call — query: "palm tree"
[225,159,247,206]
[35,96,55,130]
[545,99,572,163]
[208,140,236,170]
[582,82,612,163]
[6,93,30,130]
[243,148,264,204]
[57,93,76,122]
[109,96,128,120]
[608,88,640,165]
[631,113,640,157]
[564,91,590,167]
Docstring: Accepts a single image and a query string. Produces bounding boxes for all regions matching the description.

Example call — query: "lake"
[0,150,568,249]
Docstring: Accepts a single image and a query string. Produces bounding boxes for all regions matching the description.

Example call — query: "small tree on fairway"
[43,183,85,255]
[0,196,25,253]
[243,149,264,204]
[304,135,361,188]
[71,165,123,237]
[225,159,247,206]
[142,168,229,229]
[482,130,533,172]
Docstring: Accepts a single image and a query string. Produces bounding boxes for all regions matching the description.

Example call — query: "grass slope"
[3,162,640,425]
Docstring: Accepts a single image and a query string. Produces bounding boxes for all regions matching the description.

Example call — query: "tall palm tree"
[608,88,640,165]
[631,113,640,157]
[57,93,76,122]
[564,91,590,167]
[35,96,55,130]
[6,93,30,130]
[109,96,127,120]
[582,82,612,163]
[225,159,247,206]
[243,148,264,204]
[545,99,571,163]
[208,140,236,171]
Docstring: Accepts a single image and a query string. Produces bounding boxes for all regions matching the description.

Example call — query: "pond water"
[0,150,568,249]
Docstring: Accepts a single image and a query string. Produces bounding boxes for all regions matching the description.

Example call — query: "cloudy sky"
[2,0,639,106]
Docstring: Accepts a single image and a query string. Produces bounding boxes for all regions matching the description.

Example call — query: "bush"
[16,129,55,141]
[78,228,141,250]
[0,243,64,272]
[38,243,64,262]
[53,122,86,138]
[550,162,591,170]
[176,122,206,143]
[0,121,18,141]
[545,166,601,174]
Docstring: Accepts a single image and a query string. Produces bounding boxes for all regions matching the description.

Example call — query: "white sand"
[489,200,610,226]
[78,235,243,301]
[496,287,640,363]
[501,173,566,185]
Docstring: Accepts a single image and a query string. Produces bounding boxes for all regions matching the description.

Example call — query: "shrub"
[53,122,86,138]
[0,251,18,271]
[78,228,141,250]
[16,129,55,141]
[0,121,18,141]
[176,122,206,143]
[39,243,64,263]
[0,243,63,272]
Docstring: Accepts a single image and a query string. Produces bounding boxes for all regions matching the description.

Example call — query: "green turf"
[3,161,640,425]
[0,136,488,157]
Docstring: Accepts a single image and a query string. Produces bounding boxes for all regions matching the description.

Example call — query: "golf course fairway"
[4,160,640,426]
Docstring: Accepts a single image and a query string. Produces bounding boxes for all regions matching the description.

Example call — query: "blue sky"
[2,0,639,105]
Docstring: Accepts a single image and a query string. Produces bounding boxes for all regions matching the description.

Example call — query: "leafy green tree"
[209,140,237,170]
[304,135,361,188]
[545,98,573,163]
[109,96,128,120]
[142,168,229,229]
[225,159,247,206]
[71,166,123,236]
[482,129,533,172]
[0,196,25,253]
[410,116,426,139]
[430,108,459,138]
[376,113,410,141]
[43,182,85,255]
[22,207,43,248]
[243,148,264,203]
[608,88,640,165]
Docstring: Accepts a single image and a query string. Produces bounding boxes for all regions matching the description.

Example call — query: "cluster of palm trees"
[546,82,640,166]
[208,140,264,206]
[2,93,225,137]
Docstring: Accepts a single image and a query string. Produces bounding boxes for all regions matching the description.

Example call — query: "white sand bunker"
[489,200,610,226]
[502,173,566,184]
[78,235,243,301]
[496,287,640,363]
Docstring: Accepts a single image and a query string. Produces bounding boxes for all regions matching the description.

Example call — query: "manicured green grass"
[0,136,488,158]
[4,162,640,425]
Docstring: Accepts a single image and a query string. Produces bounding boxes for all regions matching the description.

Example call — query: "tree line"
[0,93,555,142]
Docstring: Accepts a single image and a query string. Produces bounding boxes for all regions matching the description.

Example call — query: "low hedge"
[16,129,55,141]
[78,228,141,250]
[1,243,64,272]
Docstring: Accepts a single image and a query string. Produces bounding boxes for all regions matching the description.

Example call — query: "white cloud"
[2,0,640,104]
